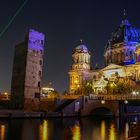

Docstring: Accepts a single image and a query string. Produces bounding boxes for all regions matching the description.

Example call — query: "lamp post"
[124,100,128,104]
[101,100,105,104]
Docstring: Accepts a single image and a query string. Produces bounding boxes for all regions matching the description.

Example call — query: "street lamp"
[124,100,128,104]
[132,91,136,95]
[4,92,8,95]
[132,91,139,95]
[101,100,105,104]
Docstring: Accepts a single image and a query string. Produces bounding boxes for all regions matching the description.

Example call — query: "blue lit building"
[69,11,140,95]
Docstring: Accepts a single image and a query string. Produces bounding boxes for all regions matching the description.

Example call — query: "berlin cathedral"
[69,11,140,95]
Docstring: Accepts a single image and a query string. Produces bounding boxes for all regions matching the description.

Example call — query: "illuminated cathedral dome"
[106,10,140,50]
[106,13,140,49]
[104,10,140,66]
[75,44,88,53]
[109,21,140,45]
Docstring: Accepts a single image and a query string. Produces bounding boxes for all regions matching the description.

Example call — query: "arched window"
[77,57,79,63]
[39,71,42,77]
[118,53,121,62]
[40,60,43,65]
[111,52,114,63]
[125,52,129,61]
[38,81,41,87]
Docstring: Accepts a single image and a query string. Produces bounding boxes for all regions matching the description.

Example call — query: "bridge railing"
[89,94,140,100]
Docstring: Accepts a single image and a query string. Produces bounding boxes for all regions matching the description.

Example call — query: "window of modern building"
[40,50,43,54]
[41,40,44,45]
[38,81,41,87]
[39,71,42,77]
[40,60,42,65]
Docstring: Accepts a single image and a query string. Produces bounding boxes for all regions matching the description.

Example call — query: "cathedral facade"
[69,12,140,95]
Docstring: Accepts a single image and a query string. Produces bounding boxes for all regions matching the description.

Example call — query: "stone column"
[118,52,121,63]
[115,52,117,63]
[121,51,124,63]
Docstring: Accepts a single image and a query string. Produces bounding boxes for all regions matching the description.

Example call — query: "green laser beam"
[0,0,28,38]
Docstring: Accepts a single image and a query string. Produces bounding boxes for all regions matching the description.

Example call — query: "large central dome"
[104,11,140,66]
[110,19,140,45]
[106,11,140,50]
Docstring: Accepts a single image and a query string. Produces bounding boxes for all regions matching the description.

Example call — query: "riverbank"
[0,110,140,118]
[0,110,45,118]
[0,110,79,118]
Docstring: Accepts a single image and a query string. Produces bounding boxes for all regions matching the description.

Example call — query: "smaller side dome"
[75,44,88,53]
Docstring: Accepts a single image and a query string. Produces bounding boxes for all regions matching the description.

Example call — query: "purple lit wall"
[28,29,45,51]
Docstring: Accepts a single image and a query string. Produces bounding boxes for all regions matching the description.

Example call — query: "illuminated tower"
[11,29,45,109]
[104,10,140,66]
[69,42,92,95]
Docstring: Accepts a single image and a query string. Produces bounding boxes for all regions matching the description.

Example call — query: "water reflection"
[39,120,48,140]
[0,125,5,140]
[109,124,116,140]
[0,116,139,140]
[124,123,129,140]
[71,122,81,140]
[101,120,106,140]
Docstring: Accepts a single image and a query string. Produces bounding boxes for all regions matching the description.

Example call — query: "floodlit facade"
[68,44,94,94]
[69,11,140,95]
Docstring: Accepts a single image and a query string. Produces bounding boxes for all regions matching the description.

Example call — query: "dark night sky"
[0,0,140,93]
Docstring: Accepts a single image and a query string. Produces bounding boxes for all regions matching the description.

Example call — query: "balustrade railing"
[58,94,140,101]
[89,94,140,100]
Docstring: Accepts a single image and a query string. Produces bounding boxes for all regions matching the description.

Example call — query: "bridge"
[59,94,140,117]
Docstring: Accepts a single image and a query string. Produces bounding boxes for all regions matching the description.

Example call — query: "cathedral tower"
[69,42,92,95]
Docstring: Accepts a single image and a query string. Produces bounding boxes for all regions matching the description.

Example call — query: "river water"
[0,116,139,140]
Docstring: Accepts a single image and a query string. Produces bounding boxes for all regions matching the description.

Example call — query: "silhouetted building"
[11,29,45,109]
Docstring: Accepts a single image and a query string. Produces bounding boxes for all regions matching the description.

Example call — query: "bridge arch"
[91,107,114,116]
[81,100,120,116]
